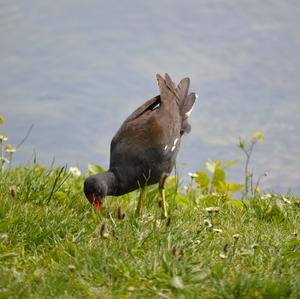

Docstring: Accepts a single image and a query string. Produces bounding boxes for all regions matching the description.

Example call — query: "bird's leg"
[159,173,168,218]
[135,186,145,217]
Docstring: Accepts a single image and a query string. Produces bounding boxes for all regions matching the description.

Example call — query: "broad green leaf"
[224,159,240,168]
[227,182,244,194]
[217,181,227,192]
[88,163,105,175]
[205,161,222,173]
[205,160,222,173]
[195,171,210,191]
[212,168,225,189]
[215,160,222,168]
[226,199,244,209]
[205,162,215,173]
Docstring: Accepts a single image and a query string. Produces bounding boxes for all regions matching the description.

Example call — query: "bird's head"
[83,174,108,212]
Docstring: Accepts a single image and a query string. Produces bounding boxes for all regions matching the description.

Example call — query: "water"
[1,0,299,193]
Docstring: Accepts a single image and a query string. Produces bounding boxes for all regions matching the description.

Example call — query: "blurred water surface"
[1,0,299,193]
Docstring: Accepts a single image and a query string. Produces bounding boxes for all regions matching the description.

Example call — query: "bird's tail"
[156,73,197,134]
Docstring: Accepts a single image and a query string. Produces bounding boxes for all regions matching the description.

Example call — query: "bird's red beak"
[87,193,102,212]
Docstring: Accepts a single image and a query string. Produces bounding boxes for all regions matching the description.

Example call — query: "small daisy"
[213,228,223,234]
[282,197,292,205]
[0,135,8,142]
[5,144,16,153]
[251,243,259,249]
[205,207,220,213]
[233,234,240,240]
[0,157,9,164]
[69,166,81,177]
[261,193,272,200]
[203,219,212,228]
[188,172,199,178]
[0,233,8,241]
[219,253,227,259]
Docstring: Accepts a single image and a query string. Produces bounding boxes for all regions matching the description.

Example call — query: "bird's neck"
[99,170,118,196]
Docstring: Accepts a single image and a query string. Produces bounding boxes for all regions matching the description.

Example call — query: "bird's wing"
[122,95,160,123]
[110,95,162,160]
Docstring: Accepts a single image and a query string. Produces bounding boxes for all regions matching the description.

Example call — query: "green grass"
[0,165,300,298]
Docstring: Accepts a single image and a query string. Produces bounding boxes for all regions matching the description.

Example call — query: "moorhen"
[84,73,197,217]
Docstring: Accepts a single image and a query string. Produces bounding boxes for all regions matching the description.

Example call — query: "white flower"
[233,234,240,240]
[102,232,109,239]
[203,219,212,227]
[69,166,81,177]
[0,233,8,240]
[205,207,220,213]
[0,135,8,142]
[251,243,259,249]
[213,228,223,234]
[6,148,16,153]
[188,172,199,178]
[261,193,272,200]
[0,157,9,163]
[282,197,292,205]
[219,253,227,259]
[5,144,16,153]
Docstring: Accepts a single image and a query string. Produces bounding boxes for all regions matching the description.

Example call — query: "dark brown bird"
[84,73,197,216]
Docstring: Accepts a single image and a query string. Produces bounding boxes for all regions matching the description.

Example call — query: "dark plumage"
[84,73,197,211]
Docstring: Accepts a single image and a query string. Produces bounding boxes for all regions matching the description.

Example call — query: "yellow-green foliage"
[1,118,299,298]
[0,165,300,298]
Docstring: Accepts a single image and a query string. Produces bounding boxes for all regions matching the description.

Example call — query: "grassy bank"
[0,165,300,298]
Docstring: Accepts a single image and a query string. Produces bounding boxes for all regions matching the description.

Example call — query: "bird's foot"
[159,173,168,218]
